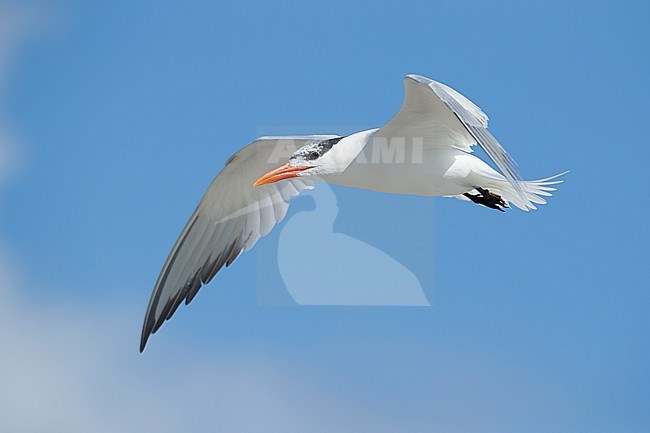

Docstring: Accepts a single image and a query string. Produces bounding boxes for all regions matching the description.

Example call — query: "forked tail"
[491,171,569,211]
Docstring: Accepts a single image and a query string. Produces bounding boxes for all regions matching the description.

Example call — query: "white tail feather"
[493,171,568,211]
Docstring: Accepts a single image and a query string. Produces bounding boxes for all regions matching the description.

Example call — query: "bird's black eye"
[307,151,320,160]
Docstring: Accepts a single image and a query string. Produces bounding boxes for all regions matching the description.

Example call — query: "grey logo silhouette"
[276,182,430,306]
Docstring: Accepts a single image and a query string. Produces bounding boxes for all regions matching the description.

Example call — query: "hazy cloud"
[0,250,396,433]
[0,3,29,187]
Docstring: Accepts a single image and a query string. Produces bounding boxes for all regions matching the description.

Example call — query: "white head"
[254,136,347,186]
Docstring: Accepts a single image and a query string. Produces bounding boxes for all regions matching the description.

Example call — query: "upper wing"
[376,74,525,201]
[140,135,338,351]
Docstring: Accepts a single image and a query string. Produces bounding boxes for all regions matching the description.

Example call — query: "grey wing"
[376,74,526,201]
[140,135,338,351]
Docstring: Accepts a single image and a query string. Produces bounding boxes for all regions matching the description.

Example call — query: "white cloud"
[0,251,395,433]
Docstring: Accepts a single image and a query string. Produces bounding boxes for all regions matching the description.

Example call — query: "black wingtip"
[140,316,155,353]
[140,330,149,353]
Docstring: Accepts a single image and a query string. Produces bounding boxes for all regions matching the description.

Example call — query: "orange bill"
[253,163,310,187]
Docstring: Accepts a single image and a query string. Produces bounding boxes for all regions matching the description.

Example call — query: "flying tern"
[140,74,566,351]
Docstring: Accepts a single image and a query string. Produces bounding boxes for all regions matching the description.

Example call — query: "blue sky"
[1,0,649,432]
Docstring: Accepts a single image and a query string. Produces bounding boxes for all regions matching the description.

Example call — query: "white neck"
[326,128,378,172]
